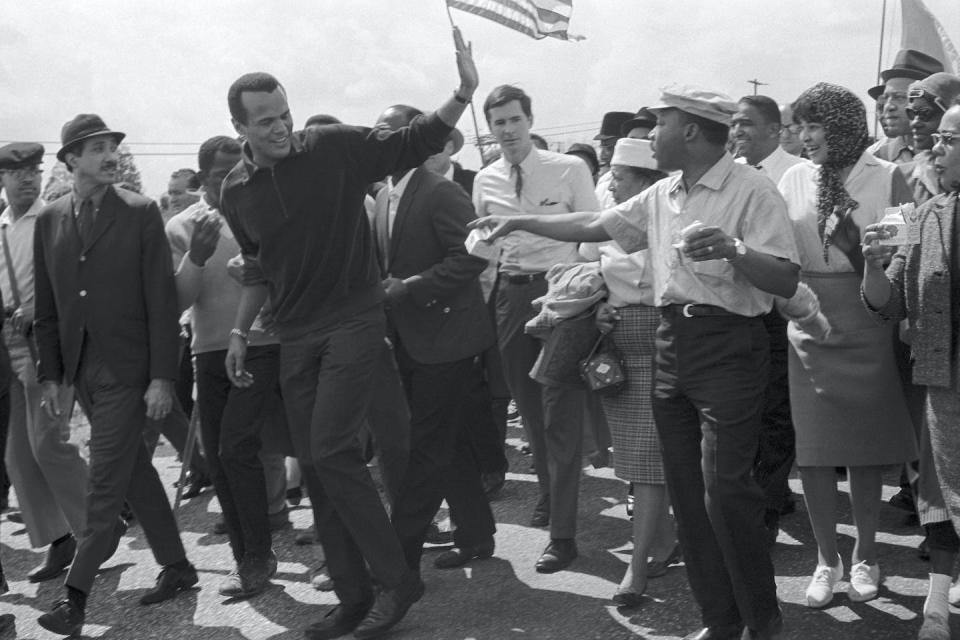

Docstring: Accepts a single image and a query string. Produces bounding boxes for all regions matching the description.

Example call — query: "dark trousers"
[653,308,778,631]
[754,311,795,516]
[364,341,411,507]
[463,354,508,475]
[144,399,206,478]
[496,278,584,539]
[195,345,282,561]
[280,306,406,607]
[67,342,186,594]
[391,340,496,570]
[0,342,9,508]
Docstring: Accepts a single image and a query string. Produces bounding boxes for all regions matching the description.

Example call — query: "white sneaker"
[805,559,843,608]
[847,561,880,602]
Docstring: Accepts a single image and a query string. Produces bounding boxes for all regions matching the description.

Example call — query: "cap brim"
[867,85,884,100]
[620,118,656,136]
[56,131,126,162]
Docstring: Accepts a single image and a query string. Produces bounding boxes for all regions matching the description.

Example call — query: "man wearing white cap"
[472,84,800,640]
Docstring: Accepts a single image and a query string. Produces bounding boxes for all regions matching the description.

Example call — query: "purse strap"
[585,333,606,361]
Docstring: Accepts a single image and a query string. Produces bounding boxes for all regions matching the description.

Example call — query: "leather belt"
[667,303,743,318]
[501,272,546,285]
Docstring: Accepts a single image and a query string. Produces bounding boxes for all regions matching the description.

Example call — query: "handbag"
[578,333,627,396]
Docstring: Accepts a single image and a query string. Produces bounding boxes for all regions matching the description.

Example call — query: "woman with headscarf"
[579,138,678,606]
[778,83,917,609]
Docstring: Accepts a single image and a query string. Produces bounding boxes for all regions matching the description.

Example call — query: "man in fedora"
[0,142,90,585]
[867,49,944,167]
[34,114,196,636]
[594,111,634,207]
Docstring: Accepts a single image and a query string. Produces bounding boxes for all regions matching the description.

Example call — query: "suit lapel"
[389,168,424,263]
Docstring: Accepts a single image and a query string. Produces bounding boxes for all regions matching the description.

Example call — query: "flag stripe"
[448,0,581,41]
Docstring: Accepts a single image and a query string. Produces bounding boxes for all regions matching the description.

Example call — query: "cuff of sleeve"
[860,284,894,324]
[600,208,646,254]
[178,252,203,274]
[403,275,434,307]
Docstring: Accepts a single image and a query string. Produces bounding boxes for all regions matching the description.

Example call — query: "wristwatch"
[725,238,747,262]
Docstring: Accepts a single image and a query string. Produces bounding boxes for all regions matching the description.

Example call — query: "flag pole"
[445,2,487,164]
[875,0,888,138]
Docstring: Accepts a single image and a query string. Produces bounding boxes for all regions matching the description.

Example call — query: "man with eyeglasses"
[778,105,804,157]
[906,73,960,204]
[867,49,943,168]
[0,143,90,586]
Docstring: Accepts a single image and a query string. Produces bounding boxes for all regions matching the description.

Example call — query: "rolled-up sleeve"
[600,194,649,254]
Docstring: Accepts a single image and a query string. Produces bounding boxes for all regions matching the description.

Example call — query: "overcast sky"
[1,0,957,198]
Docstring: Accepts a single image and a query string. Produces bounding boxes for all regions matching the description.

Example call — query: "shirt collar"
[0,197,43,227]
[671,152,735,195]
[238,134,304,182]
[387,168,416,201]
[72,184,109,212]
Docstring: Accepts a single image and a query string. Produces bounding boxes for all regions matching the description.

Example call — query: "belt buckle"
[682,303,695,318]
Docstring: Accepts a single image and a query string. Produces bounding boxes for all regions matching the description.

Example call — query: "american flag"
[447,0,584,41]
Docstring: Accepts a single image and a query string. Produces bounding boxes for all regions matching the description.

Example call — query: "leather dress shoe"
[212,518,229,535]
[535,538,577,573]
[434,539,495,569]
[180,472,211,500]
[29,535,76,582]
[38,600,85,636]
[139,562,199,605]
[683,624,744,640]
[305,602,371,640]
[612,588,645,608]
[424,522,454,545]
[353,570,425,639]
[741,609,783,639]
[647,543,682,578]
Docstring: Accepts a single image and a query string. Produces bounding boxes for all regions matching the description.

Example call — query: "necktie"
[511,163,523,199]
[77,198,95,247]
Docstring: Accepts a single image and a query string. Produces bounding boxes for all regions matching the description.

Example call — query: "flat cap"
[909,72,960,112]
[0,142,44,170]
[611,138,656,170]
[647,84,737,126]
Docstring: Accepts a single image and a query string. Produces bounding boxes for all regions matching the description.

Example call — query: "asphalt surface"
[0,417,953,639]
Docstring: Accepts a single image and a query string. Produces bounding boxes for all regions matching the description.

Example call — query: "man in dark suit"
[34,114,196,636]
[374,105,497,572]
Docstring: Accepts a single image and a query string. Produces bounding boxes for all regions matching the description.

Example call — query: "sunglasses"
[906,107,941,122]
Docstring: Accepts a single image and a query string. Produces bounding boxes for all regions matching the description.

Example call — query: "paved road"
[0,421,953,639]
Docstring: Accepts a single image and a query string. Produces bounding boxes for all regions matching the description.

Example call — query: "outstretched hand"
[453,27,478,95]
[468,216,518,243]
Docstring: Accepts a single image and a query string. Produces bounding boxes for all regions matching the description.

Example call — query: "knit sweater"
[165,199,276,354]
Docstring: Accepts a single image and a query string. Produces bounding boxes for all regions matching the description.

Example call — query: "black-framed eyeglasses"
[0,167,41,180]
[932,131,959,147]
[877,91,909,105]
[781,123,802,135]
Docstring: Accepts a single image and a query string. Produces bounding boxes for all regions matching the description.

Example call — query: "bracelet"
[230,328,249,342]
[453,90,470,105]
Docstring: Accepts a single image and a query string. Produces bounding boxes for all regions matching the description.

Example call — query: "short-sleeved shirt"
[0,198,42,316]
[473,147,598,274]
[599,152,799,316]
[778,150,913,272]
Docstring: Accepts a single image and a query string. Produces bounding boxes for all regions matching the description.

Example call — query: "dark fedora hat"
[620,107,657,137]
[593,111,634,141]
[57,114,126,162]
[565,142,599,176]
[880,49,943,83]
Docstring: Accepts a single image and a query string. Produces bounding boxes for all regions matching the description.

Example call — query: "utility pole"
[748,79,768,95]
